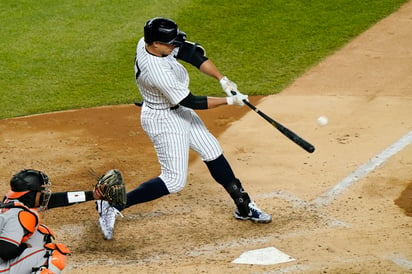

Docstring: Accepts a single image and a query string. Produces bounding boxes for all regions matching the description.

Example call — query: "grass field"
[0,0,407,119]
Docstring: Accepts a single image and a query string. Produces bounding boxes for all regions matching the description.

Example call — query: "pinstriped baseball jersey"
[135,38,188,109]
[134,37,223,193]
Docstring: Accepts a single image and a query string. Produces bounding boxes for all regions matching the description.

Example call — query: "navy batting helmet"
[144,17,186,46]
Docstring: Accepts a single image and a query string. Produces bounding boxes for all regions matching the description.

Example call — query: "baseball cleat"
[234,202,272,223]
[96,200,122,240]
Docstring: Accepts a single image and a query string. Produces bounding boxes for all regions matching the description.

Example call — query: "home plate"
[232,247,295,265]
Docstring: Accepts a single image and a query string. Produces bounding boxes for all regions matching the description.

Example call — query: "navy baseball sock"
[205,154,251,215]
[204,154,236,187]
[117,177,170,210]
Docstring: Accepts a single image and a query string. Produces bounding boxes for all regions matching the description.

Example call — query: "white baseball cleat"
[234,202,272,223]
[96,200,122,240]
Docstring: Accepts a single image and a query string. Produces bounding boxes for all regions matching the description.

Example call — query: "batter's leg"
[204,154,251,216]
[119,177,169,210]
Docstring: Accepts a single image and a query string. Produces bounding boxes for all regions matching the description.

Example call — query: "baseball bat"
[238,94,315,153]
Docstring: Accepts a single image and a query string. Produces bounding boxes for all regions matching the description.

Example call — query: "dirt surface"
[1,2,412,273]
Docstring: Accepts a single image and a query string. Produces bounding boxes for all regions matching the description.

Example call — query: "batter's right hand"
[220,76,238,97]
[226,93,248,106]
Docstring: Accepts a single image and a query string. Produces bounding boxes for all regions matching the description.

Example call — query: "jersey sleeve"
[135,37,191,107]
[148,58,190,105]
[0,209,26,247]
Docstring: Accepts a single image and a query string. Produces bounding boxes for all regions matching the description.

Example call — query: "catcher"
[0,168,126,274]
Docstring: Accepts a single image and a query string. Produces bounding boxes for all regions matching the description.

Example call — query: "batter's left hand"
[227,93,248,106]
[220,76,238,96]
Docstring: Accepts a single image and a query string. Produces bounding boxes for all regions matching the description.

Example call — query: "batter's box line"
[256,191,349,228]
[313,130,412,207]
[256,191,308,208]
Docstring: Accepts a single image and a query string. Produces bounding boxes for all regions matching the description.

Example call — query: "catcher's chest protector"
[1,201,40,242]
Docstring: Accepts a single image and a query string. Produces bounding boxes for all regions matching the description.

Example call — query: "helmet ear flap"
[171,31,187,47]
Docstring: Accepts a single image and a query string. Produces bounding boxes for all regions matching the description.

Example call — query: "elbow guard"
[176,41,208,68]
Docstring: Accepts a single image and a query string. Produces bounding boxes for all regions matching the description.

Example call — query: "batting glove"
[226,93,248,106]
[219,76,238,96]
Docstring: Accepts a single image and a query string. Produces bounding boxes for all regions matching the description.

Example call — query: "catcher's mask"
[144,17,186,47]
[7,169,52,210]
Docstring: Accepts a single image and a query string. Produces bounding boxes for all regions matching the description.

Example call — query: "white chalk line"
[256,191,350,229]
[390,255,412,270]
[313,130,412,207]
[249,131,412,272]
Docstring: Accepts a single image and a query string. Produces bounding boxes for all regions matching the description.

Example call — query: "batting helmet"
[144,17,186,46]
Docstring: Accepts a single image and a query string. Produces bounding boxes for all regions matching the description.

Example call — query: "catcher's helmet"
[7,169,50,199]
[144,17,186,46]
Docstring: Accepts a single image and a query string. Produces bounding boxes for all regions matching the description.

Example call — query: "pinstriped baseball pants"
[141,105,222,193]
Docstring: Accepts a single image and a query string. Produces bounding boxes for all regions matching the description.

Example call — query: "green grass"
[0,0,407,119]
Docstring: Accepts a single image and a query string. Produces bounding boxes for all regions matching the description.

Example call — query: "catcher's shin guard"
[33,243,71,274]
[224,178,251,217]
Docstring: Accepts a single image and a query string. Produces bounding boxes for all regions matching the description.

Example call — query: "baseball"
[317,115,328,126]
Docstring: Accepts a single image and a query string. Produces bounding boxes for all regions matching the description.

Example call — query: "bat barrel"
[243,98,315,153]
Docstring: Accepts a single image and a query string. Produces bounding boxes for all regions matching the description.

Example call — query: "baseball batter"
[97,17,272,240]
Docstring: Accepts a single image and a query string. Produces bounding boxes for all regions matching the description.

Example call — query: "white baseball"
[317,115,328,126]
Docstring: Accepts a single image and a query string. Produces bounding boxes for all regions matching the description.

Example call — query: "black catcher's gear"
[6,169,51,209]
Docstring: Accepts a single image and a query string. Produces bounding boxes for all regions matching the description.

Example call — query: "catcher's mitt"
[93,169,126,207]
